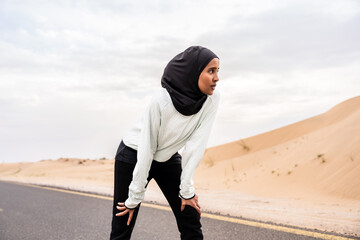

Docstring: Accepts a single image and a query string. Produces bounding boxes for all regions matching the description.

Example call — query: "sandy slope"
[195,96,360,236]
[198,96,360,200]
[1,96,360,236]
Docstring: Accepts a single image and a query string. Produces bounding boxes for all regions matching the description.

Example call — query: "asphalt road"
[0,180,356,240]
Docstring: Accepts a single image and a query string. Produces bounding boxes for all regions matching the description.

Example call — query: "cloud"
[197,1,360,75]
[1,0,359,162]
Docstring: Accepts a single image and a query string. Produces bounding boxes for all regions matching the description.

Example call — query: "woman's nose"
[213,73,219,82]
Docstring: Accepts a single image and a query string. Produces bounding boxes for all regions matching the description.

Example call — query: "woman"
[110,46,220,240]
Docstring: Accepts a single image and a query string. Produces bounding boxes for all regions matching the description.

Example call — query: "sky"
[1,0,359,163]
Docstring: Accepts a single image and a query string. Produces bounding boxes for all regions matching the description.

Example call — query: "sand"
[1,96,359,237]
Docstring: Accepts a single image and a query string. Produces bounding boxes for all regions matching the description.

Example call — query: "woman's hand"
[181,195,201,215]
[116,202,135,226]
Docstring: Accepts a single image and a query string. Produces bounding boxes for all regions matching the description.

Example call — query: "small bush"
[316,153,326,164]
[238,140,250,151]
[204,157,214,168]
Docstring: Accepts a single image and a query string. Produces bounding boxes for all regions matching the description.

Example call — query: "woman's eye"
[209,70,213,73]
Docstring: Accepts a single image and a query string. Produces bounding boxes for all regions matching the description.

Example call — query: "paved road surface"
[0,180,356,240]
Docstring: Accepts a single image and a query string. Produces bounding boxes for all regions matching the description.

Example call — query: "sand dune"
[0,158,115,195]
[1,96,359,236]
[198,96,360,201]
[202,96,360,163]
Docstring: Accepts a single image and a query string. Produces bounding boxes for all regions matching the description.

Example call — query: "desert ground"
[1,96,359,237]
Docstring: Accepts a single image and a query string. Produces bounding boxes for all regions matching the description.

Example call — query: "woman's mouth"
[211,84,216,90]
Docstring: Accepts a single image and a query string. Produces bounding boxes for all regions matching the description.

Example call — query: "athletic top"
[122,87,220,209]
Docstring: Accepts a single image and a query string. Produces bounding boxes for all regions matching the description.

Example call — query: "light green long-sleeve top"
[123,88,220,209]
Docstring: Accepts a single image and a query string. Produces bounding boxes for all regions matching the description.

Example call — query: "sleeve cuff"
[179,193,196,200]
[124,200,139,210]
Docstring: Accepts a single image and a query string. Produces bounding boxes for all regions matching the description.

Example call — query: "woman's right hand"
[116,202,135,226]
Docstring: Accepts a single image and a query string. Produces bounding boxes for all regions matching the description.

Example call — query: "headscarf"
[161,46,219,116]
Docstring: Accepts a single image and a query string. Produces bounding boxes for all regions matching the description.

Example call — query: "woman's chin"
[200,88,214,95]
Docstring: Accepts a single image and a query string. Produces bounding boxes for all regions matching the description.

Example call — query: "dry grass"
[238,139,250,151]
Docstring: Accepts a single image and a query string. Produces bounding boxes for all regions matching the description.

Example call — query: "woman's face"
[198,58,220,95]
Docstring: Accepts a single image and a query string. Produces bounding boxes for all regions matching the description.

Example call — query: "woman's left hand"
[181,195,201,215]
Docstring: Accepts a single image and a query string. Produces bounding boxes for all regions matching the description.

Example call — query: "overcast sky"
[1,0,359,163]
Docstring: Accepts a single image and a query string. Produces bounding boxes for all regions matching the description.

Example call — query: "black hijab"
[161,46,219,116]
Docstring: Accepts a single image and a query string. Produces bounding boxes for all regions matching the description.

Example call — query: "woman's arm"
[124,97,161,209]
[116,96,161,225]
[179,92,220,200]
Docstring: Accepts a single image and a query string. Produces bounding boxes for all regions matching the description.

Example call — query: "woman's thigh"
[151,161,183,217]
[113,160,136,204]
[152,161,203,239]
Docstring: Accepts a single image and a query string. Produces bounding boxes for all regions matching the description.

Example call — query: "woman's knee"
[177,205,203,239]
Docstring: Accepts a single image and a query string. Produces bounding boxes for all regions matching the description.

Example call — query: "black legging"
[110,141,203,240]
